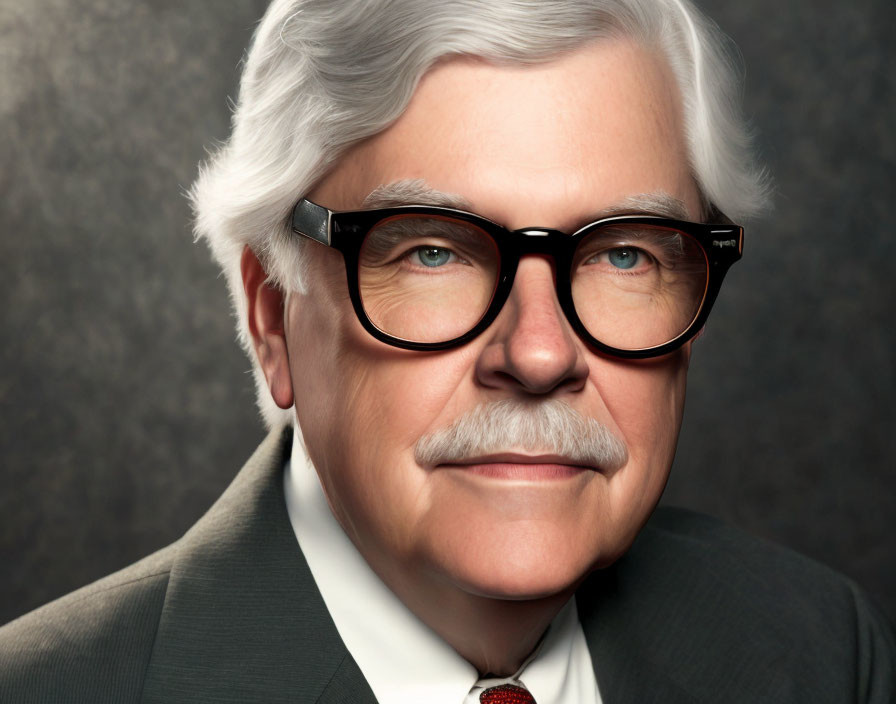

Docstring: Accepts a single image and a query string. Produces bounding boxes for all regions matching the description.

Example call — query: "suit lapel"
[315,653,379,704]
[576,510,804,704]
[140,426,378,703]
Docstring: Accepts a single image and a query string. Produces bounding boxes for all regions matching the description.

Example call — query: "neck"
[386,571,576,676]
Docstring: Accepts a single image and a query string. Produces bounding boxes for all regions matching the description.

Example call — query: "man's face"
[288,39,701,602]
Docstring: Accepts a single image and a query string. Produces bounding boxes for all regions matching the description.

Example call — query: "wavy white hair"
[190,0,770,428]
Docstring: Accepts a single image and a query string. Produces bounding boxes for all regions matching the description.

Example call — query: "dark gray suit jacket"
[2,426,894,703]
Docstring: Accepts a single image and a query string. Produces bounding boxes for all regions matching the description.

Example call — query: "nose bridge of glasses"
[501,228,569,322]
[508,227,570,258]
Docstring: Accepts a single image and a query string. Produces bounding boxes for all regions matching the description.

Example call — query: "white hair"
[190,0,770,428]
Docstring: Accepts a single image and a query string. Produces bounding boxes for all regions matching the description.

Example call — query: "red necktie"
[479,683,536,704]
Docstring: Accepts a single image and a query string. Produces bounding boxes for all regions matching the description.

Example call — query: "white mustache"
[414,399,628,471]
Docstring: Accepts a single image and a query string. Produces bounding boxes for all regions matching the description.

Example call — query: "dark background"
[2,0,893,626]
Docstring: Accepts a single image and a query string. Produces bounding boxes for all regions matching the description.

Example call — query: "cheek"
[596,352,689,499]
[287,257,348,457]
[287,262,481,544]
[599,354,687,453]
[307,351,482,558]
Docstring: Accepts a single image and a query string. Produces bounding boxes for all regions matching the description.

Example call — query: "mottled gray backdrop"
[2,0,894,626]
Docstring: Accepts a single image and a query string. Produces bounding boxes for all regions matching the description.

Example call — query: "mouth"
[438,453,596,480]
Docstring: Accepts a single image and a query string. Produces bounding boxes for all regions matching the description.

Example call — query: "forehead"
[311,38,699,227]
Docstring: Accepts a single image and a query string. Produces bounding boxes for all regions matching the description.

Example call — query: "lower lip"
[453,463,592,480]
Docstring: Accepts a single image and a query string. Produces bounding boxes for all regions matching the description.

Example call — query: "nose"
[475,256,589,395]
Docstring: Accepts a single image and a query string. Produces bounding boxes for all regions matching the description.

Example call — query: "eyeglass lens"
[357,214,708,350]
[571,224,707,350]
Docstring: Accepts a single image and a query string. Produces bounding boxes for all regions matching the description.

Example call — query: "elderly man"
[1,0,893,702]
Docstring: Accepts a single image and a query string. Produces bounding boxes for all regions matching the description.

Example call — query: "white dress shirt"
[284,426,603,704]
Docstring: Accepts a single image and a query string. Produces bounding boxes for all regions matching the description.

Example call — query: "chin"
[426,525,618,601]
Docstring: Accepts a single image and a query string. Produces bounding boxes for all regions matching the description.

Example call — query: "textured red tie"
[479,683,536,704]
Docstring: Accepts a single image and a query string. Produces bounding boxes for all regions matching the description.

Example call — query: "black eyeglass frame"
[291,198,744,359]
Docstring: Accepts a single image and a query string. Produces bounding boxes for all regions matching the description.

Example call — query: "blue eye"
[608,248,639,269]
[414,247,452,267]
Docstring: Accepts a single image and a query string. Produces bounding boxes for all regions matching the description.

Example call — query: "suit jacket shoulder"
[0,426,376,704]
[0,546,174,703]
[577,506,896,703]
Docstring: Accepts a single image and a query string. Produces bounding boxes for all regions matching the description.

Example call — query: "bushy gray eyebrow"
[598,193,691,221]
[362,179,692,223]
[362,179,473,210]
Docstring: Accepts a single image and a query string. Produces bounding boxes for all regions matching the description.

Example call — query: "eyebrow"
[360,179,693,225]
[592,193,691,221]
[362,179,474,210]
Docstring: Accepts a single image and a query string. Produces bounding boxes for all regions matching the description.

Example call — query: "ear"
[241,246,294,409]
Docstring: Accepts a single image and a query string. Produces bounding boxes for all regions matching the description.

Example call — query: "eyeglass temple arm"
[292,199,332,246]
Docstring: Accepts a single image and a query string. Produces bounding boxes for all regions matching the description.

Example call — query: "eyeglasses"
[291,198,743,359]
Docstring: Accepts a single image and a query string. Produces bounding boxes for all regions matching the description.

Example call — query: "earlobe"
[240,246,295,409]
